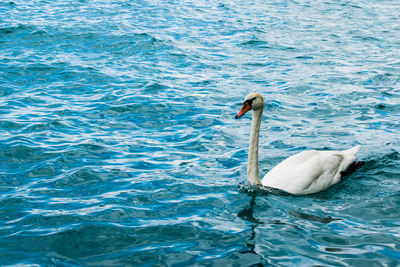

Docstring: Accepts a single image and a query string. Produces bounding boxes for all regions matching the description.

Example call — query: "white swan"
[235,92,362,195]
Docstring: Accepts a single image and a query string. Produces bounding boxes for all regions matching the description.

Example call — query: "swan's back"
[262,145,360,195]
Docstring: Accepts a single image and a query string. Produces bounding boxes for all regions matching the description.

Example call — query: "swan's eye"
[245,97,257,106]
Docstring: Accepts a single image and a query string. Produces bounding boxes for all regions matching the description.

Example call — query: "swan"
[235,92,362,195]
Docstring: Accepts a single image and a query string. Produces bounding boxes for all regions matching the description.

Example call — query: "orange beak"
[235,101,252,119]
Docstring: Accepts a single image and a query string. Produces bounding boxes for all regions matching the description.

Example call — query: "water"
[1,0,400,265]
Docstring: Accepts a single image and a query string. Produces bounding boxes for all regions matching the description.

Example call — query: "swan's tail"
[340,145,363,176]
[343,145,361,157]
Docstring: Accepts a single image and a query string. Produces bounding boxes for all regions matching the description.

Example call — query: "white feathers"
[262,146,360,195]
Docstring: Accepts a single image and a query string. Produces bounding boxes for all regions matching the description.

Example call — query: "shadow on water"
[288,210,341,224]
[236,183,341,261]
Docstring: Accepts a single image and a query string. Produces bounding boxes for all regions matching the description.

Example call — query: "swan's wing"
[299,152,344,194]
[262,150,322,193]
[262,150,345,195]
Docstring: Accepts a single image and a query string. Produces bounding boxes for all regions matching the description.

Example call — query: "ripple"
[0,145,54,165]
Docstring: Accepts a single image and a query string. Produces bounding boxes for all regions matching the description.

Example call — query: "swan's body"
[235,92,361,195]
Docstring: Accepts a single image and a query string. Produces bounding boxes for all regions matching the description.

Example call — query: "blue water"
[1,0,400,265]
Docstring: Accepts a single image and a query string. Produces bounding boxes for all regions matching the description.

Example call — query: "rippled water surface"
[1,0,400,266]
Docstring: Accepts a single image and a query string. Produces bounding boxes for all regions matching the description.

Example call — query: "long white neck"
[247,108,263,185]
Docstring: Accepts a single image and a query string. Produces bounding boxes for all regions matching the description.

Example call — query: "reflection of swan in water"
[235,92,363,195]
[237,191,341,257]
[237,195,262,256]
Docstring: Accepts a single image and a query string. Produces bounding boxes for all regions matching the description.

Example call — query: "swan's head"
[235,92,264,119]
